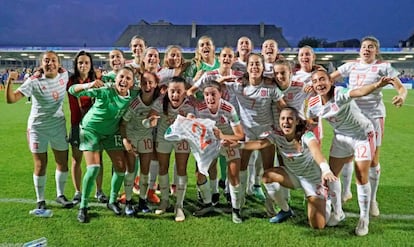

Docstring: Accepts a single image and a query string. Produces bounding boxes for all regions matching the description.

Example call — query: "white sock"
[176,175,188,208]
[55,170,68,197]
[254,152,263,185]
[173,162,178,185]
[33,174,46,202]
[197,180,212,204]
[357,183,371,220]
[264,182,289,211]
[369,164,380,203]
[229,184,241,209]
[239,170,248,207]
[149,160,159,190]
[247,151,258,193]
[158,174,169,201]
[139,174,149,200]
[341,161,354,196]
[327,180,343,214]
[210,179,218,194]
[124,172,135,201]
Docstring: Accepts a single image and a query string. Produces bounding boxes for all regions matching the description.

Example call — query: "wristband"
[238,141,245,149]
[142,118,151,128]
[319,162,332,176]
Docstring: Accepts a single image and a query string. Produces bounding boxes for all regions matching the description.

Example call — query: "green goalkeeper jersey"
[69,85,131,136]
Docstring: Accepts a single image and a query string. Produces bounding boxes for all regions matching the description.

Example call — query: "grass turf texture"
[0,88,413,246]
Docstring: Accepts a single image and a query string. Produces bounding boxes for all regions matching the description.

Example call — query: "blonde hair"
[163,45,186,68]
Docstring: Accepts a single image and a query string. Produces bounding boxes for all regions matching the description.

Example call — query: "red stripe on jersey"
[232,70,244,77]
[197,102,208,111]
[291,81,304,87]
[220,103,233,113]
[130,98,141,109]
[206,70,219,76]
[308,96,320,107]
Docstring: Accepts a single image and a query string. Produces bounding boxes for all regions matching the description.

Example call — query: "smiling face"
[115,68,134,96]
[247,54,264,84]
[140,71,158,95]
[298,46,315,72]
[359,39,379,64]
[165,47,183,68]
[109,50,125,72]
[143,48,160,72]
[203,85,221,113]
[273,63,291,90]
[41,52,60,78]
[130,38,146,59]
[219,48,235,70]
[311,70,333,98]
[237,37,252,58]
[77,55,91,78]
[261,39,278,63]
[167,81,186,108]
[197,37,215,61]
[279,108,299,138]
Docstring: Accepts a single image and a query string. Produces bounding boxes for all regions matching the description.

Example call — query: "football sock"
[80,165,100,209]
[264,182,289,211]
[219,155,227,181]
[369,164,380,203]
[197,179,212,204]
[239,170,247,206]
[33,174,46,202]
[149,160,159,190]
[341,161,354,196]
[124,171,135,201]
[229,184,241,210]
[139,174,149,200]
[357,183,371,220]
[176,175,188,208]
[55,170,68,197]
[158,174,170,201]
[210,179,219,194]
[109,171,125,204]
[327,180,343,214]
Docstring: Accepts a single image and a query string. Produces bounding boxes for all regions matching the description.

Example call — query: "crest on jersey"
[260,89,268,97]
[59,78,65,85]
[371,66,378,72]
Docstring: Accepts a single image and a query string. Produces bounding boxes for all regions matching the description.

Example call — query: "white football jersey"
[18,71,68,130]
[164,115,221,176]
[307,87,373,140]
[337,60,399,118]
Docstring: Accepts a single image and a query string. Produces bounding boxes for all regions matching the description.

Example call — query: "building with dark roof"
[114,20,290,49]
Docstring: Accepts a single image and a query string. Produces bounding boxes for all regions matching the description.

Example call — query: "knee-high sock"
[197,180,212,204]
[254,152,263,185]
[264,182,289,211]
[139,174,149,200]
[341,161,354,195]
[172,162,178,185]
[327,180,343,214]
[158,174,170,201]
[109,171,125,204]
[133,158,140,178]
[149,160,159,190]
[247,151,258,193]
[176,175,188,208]
[33,174,46,202]
[80,165,100,209]
[229,184,241,210]
[357,183,371,220]
[369,164,380,203]
[124,171,135,201]
[210,179,219,194]
[239,170,247,207]
[55,170,68,197]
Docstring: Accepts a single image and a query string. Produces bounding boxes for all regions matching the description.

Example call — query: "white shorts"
[330,131,375,161]
[130,134,154,154]
[219,146,241,162]
[156,139,190,154]
[27,124,68,153]
[283,166,326,199]
[244,125,273,141]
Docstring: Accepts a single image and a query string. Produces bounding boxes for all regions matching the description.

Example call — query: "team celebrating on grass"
[5,35,407,236]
